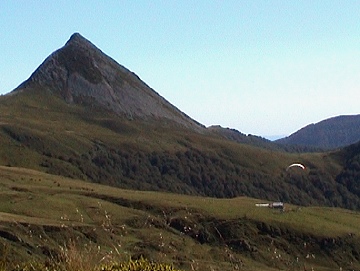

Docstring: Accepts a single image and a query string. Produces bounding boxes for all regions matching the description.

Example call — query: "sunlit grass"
[0,165,360,270]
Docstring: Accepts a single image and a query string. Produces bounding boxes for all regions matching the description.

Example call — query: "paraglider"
[286,163,305,171]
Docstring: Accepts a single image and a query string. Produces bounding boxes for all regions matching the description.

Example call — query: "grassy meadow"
[0,165,359,270]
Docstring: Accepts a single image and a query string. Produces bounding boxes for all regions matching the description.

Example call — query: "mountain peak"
[65,33,98,51]
[15,33,204,131]
[67,32,86,43]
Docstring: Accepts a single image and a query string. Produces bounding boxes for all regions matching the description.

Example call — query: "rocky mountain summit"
[16,33,204,131]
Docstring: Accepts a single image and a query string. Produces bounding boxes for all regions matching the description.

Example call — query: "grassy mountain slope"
[1,86,358,210]
[1,165,360,271]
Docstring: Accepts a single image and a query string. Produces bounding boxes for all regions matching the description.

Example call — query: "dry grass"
[0,166,360,270]
[0,240,183,271]
[55,239,114,271]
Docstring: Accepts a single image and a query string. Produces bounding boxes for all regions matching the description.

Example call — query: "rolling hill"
[276,115,360,149]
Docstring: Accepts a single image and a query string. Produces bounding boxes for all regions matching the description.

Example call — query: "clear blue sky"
[1,1,360,138]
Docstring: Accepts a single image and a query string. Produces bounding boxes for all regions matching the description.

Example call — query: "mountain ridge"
[15,33,204,132]
[276,114,360,149]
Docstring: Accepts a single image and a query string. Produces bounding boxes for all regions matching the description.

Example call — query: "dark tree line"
[6,123,360,210]
[39,142,360,210]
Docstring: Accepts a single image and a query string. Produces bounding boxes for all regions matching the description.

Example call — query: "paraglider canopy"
[286,163,305,171]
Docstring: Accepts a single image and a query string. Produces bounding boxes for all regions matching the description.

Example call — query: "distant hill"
[208,125,324,153]
[207,125,283,150]
[276,115,360,149]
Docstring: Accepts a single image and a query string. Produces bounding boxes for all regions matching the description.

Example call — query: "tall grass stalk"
[56,239,108,271]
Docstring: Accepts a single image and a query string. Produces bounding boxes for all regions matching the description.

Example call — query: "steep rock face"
[16,33,204,131]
